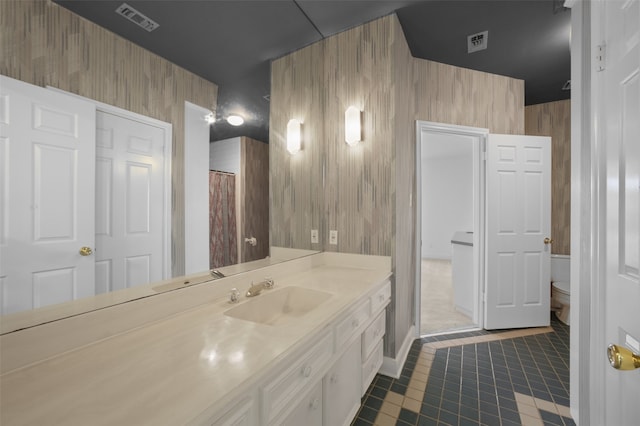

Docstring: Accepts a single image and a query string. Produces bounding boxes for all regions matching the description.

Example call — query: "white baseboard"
[379,325,416,379]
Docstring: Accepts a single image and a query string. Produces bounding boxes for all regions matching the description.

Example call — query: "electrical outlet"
[311,229,319,244]
[329,230,338,245]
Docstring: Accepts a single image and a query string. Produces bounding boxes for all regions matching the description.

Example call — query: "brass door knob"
[607,344,640,370]
[544,237,554,245]
[79,246,93,256]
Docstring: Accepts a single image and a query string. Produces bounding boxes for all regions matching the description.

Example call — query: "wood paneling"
[413,59,525,134]
[0,0,218,276]
[270,13,525,358]
[322,16,394,257]
[525,100,571,255]
[240,137,269,262]
[270,41,325,250]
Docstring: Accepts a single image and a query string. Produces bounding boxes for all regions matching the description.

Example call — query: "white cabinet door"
[0,75,96,314]
[485,134,551,329]
[323,339,361,426]
[280,381,322,426]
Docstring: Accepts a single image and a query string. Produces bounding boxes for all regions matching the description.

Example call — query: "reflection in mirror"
[1,247,319,335]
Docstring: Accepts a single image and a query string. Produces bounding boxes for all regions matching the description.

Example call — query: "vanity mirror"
[0,77,321,334]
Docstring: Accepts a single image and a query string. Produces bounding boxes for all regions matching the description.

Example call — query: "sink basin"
[224,286,332,326]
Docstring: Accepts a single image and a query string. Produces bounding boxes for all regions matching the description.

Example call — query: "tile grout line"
[371,326,557,425]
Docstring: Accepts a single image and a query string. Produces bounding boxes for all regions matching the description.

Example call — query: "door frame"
[47,87,173,281]
[564,0,599,423]
[414,121,488,336]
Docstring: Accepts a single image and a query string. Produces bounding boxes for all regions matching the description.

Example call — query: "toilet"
[551,254,571,325]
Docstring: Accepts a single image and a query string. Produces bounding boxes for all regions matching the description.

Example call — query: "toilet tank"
[551,254,570,283]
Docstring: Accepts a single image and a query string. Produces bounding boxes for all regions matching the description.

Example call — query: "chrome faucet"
[211,269,225,279]
[246,278,275,297]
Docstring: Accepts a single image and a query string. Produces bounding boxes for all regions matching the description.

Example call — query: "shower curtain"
[209,171,238,268]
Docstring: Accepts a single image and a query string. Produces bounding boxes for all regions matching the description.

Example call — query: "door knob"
[79,246,93,256]
[607,344,640,370]
[544,237,554,245]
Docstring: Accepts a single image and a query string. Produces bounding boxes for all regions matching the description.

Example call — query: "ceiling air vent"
[467,31,488,53]
[116,3,159,32]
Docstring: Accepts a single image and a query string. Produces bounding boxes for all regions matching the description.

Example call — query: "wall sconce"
[345,106,361,146]
[287,119,302,154]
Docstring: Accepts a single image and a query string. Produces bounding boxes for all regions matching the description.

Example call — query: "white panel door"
[485,134,551,329]
[95,111,165,292]
[601,0,640,423]
[0,75,96,314]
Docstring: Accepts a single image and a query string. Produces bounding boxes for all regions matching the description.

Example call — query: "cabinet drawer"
[362,310,385,361]
[277,381,323,426]
[371,281,391,313]
[262,330,333,423]
[361,341,383,396]
[335,299,370,348]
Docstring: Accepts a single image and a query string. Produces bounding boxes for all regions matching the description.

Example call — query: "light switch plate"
[311,229,319,244]
[329,230,338,245]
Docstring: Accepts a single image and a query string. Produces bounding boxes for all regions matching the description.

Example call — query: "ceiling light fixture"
[205,113,215,124]
[226,115,244,126]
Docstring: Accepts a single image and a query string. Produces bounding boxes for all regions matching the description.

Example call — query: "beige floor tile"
[515,392,536,407]
[402,397,422,413]
[518,401,541,418]
[520,413,544,426]
[413,364,430,375]
[405,387,424,402]
[556,403,572,417]
[374,412,397,426]
[412,371,429,382]
[385,391,404,406]
[535,398,558,414]
[408,377,427,391]
[380,401,401,418]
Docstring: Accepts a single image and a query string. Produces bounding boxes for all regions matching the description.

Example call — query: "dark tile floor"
[352,316,573,426]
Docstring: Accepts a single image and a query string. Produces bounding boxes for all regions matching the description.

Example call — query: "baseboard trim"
[379,325,416,379]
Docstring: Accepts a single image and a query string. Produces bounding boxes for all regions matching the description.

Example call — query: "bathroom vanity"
[0,253,391,425]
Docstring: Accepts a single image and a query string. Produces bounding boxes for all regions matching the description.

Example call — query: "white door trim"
[46,87,173,280]
[565,0,600,423]
[184,101,213,274]
[414,121,488,336]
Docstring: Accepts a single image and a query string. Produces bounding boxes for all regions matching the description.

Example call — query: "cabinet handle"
[301,365,312,378]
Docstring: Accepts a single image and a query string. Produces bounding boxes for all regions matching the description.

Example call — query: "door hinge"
[596,44,606,72]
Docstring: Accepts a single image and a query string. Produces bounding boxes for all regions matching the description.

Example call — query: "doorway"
[415,121,487,336]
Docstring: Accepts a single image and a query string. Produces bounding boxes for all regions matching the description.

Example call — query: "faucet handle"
[229,288,240,303]
[264,278,275,289]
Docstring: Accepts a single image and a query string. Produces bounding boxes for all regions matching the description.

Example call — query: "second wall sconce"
[287,119,302,155]
[345,106,361,146]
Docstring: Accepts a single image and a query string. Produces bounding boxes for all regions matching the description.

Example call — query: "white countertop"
[0,255,391,425]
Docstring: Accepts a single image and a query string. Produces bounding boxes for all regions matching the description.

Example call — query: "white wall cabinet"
[211,280,391,426]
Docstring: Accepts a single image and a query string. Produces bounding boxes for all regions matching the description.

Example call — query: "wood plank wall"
[270,13,525,358]
[240,137,269,262]
[525,100,571,255]
[413,59,525,134]
[269,42,325,251]
[0,0,218,276]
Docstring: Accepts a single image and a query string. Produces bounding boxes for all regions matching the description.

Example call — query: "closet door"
[0,75,96,314]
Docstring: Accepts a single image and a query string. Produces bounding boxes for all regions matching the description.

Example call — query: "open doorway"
[415,121,487,336]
